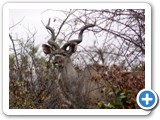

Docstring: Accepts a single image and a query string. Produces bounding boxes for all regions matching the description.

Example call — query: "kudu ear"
[42,44,51,54]
[68,43,77,53]
[62,23,96,56]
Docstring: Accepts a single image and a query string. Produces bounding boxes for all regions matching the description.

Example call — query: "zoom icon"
[137,89,158,110]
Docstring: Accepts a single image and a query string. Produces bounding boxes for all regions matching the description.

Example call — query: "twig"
[9,17,25,29]
[9,34,19,69]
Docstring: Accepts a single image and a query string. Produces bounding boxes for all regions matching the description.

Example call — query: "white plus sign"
[142,93,153,105]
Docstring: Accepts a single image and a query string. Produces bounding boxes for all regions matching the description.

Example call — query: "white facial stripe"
[55,54,63,57]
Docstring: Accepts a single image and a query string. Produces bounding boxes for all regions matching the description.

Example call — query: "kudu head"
[42,18,95,69]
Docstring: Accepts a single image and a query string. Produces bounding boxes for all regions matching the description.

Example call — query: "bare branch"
[9,17,25,29]
[9,34,19,69]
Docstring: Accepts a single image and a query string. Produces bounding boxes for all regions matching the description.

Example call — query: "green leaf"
[119,95,126,99]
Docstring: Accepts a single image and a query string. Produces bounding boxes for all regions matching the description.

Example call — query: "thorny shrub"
[9,47,145,109]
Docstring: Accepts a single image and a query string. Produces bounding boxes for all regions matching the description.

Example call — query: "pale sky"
[9,9,54,45]
[9,9,97,55]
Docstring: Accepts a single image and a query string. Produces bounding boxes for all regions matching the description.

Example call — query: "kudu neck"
[60,58,78,80]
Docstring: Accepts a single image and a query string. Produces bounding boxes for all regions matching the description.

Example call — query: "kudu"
[42,19,145,109]
[42,19,106,108]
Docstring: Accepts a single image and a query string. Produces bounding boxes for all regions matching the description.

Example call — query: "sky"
[9,9,52,45]
[9,9,97,55]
